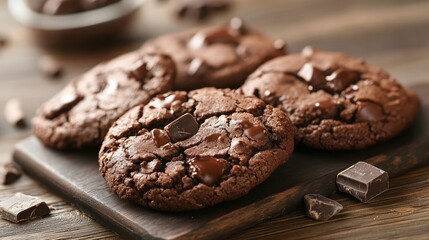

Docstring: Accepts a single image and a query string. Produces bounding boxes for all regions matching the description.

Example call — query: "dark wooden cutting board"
[13,84,429,240]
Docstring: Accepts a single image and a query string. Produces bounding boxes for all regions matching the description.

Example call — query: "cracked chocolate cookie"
[33,53,175,149]
[141,18,286,90]
[241,47,420,150]
[99,88,294,211]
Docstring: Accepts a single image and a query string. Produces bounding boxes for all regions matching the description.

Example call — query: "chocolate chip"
[151,129,170,147]
[148,93,183,109]
[273,39,287,52]
[128,59,147,81]
[236,119,268,141]
[0,193,50,223]
[0,162,22,185]
[4,98,26,127]
[164,113,199,142]
[44,91,82,119]
[0,35,7,47]
[188,156,227,186]
[297,63,326,91]
[188,28,238,50]
[140,159,162,174]
[304,194,343,221]
[355,101,384,122]
[229,17,245,34]
[326,68,361,92]
[337,161,389,203]
[302,46,315,57]
[39,55,63,79]
[188,58,207,77]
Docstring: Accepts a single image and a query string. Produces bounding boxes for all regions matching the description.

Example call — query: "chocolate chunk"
[188,156,227,186]
[237,119,268,141]
[0,162,22,185]
[148,93,184,109]
[187,58,207,76]
[151,129,170,147]
[326,68,360,92]
[297,63,326,91]
[188,27,238,50]
[273,39,287,52]
[4,98,26,127]
[128,59,147,81]
[0,193,50,223]
[355,101,384,122]
[44,91,82,119]
[304,194,343,221]
[0,35,6,47]
[229,17,245,35]
[174,0,230,21]
[39,55,63,79]
[337,161,389,203]
[164,113,199,142]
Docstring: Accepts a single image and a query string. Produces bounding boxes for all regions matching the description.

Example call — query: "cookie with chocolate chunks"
[241,47,420,150]
[99,88,294,211]
[141,18,286,90]
[33,53,175,149]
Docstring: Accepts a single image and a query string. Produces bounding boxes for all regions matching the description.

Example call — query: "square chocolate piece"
[0,193,50,223]
[304,194,343,221]
[164,113,199,142]
[337,161,389,203]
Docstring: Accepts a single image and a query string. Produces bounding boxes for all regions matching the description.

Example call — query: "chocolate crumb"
[0,162,22,185]
[39,55,63,79]
[4,98,26,127]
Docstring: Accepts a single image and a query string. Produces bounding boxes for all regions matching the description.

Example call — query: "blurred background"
[1,0,429,137]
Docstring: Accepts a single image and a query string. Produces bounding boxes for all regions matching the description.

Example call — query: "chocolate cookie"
[33,53,175,149]
[99,88,294,211]
[141,18,286,90]
[241,47,420,150]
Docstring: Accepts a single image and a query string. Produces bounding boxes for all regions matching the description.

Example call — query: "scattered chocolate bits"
[39,55,63,79]
[4,98,26,127]
[304,194,343,221]
[164,113,199,142]
[174,0,230,21]
[0,162,22,185]
[0,35,6,47]
[0,193,50,223]
[337,161,389,203]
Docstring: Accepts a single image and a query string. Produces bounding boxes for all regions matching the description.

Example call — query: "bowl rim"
[8,0,144,30]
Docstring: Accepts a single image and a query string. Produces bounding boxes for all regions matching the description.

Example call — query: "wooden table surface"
[1,0,429,239]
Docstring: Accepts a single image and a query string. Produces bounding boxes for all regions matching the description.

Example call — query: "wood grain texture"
[1,0,429,239]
